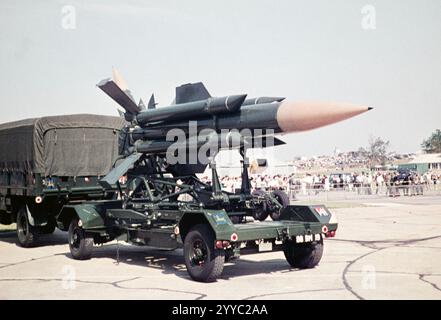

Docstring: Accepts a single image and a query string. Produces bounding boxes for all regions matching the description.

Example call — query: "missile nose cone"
[112,67,129,91]
[276,101,371,133]
[225,94,247,112]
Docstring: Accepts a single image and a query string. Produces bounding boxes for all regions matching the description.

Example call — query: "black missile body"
[129,102,282,141]
[135,94,247,124]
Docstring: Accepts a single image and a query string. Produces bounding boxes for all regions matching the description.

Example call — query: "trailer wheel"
[68,217,93,260]
[284,239,323,269]
[16,206,38,247]
[270,190,289,221]
[184,224,224,282]
[252,190,269,221]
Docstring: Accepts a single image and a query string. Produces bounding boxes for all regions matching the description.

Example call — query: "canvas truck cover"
[0,114,127,177]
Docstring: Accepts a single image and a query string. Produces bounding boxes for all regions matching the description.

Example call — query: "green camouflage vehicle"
[0,114,126,247]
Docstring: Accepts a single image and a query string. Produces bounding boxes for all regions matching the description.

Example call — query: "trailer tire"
[270,190,289,221]
[284,239,323,269]
[68,217,93,260]
[184,224,224,282]
[252,190,269,221]
[16,206,38,247]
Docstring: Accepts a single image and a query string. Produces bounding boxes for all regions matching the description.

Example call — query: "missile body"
[136,94,247,124]
[131,101,371,141]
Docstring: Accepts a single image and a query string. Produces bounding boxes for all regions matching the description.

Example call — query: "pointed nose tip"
[276,101,371,133]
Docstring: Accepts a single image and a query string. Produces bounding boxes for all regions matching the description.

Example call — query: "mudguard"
[179,209,236,240]
[57,203,106,230]
[279,204,338,230]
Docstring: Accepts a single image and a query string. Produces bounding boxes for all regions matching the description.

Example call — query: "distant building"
[398,153,441,174]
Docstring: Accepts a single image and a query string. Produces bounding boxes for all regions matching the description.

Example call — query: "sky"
[0,0,440,159]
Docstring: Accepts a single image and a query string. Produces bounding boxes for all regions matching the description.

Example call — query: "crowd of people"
[291,151,413,172]
[200,171,441,197]
[297,171,441,197]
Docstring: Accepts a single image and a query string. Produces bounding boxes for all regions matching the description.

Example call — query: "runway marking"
[0,254,61,269]
[340,234,441,300]
[419,274,441,292]
[0,276,207,300]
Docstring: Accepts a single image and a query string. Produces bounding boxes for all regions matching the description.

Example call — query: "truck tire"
[270,189,289,221]
[184,224,224,282]
[283,239,323,269]
[252,190,269,221]
[68,217,93,260]
[16,206,38,247]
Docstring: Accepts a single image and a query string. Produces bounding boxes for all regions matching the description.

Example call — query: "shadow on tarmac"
[65,243,295,281]
[0,229,68,247]
[1,227,297,281]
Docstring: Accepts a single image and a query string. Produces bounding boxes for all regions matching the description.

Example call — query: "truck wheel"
[270,190,289,221]
[184,224,224,282]
[252,190,269,221]
[16,206,38,247]
[284,239,323,269]
[68,217,93,260]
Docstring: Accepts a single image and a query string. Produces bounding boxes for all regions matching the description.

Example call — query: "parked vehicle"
[0,114,126,246]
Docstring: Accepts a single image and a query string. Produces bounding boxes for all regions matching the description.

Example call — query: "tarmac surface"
[1,195,441,300]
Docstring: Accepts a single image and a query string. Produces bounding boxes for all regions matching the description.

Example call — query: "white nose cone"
[276,101,372,133]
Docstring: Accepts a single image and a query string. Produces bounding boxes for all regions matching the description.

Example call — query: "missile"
[98,71,372,185]
[98,71,371,144]
[134,100,372,139]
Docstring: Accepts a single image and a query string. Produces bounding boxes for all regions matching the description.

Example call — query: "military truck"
[0,114,126,247]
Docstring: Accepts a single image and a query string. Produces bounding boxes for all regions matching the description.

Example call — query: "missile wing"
[97,67,140,116]
[97,78,140,116]
[99,153,143,189]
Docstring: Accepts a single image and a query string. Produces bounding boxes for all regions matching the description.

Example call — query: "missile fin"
[97,78,140,115]
[148,94,156,109]
[99,153,142,189]
[138,98,146,111]
[175,82,211,104]
[117,108,125,118]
